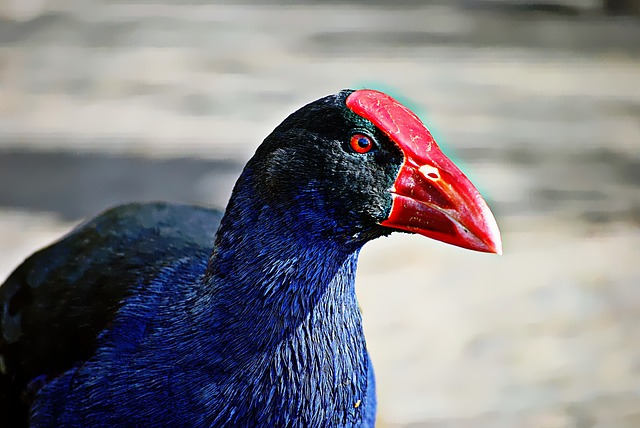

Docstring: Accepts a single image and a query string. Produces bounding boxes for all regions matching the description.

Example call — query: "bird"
[0,89,502,427]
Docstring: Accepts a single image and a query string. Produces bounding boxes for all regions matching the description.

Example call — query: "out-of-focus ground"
[1,1,639,426]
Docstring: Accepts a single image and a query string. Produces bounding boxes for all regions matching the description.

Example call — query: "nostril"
[418,165,440,181]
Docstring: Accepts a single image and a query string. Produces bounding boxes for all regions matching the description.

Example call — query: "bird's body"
[30,230,375,427]
[1,202,223,426]
[1,89,501,427]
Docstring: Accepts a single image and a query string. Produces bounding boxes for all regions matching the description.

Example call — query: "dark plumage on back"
[0,89,501,427]
[1,203,222,425]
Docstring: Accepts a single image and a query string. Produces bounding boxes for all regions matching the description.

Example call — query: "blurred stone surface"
[0,1,639,427]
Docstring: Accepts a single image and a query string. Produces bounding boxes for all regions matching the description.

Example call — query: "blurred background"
[0,0,639,426]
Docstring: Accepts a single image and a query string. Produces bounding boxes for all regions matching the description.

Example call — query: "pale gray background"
[0,1,639,427]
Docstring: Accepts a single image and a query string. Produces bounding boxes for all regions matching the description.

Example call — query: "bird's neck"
[191,179,372,424]
[203,185,366,361]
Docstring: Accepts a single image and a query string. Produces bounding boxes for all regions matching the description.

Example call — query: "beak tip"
[484,213,503,255]
[472,195,503,255]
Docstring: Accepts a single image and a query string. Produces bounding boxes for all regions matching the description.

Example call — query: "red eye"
[349,134,373,154]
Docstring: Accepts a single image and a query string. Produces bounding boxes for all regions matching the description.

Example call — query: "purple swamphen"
[0,89,501,427]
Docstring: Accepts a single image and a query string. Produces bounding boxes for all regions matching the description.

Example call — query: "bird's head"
[240,89,501,254]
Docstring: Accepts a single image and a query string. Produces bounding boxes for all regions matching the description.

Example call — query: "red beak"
[346,89,502,254]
